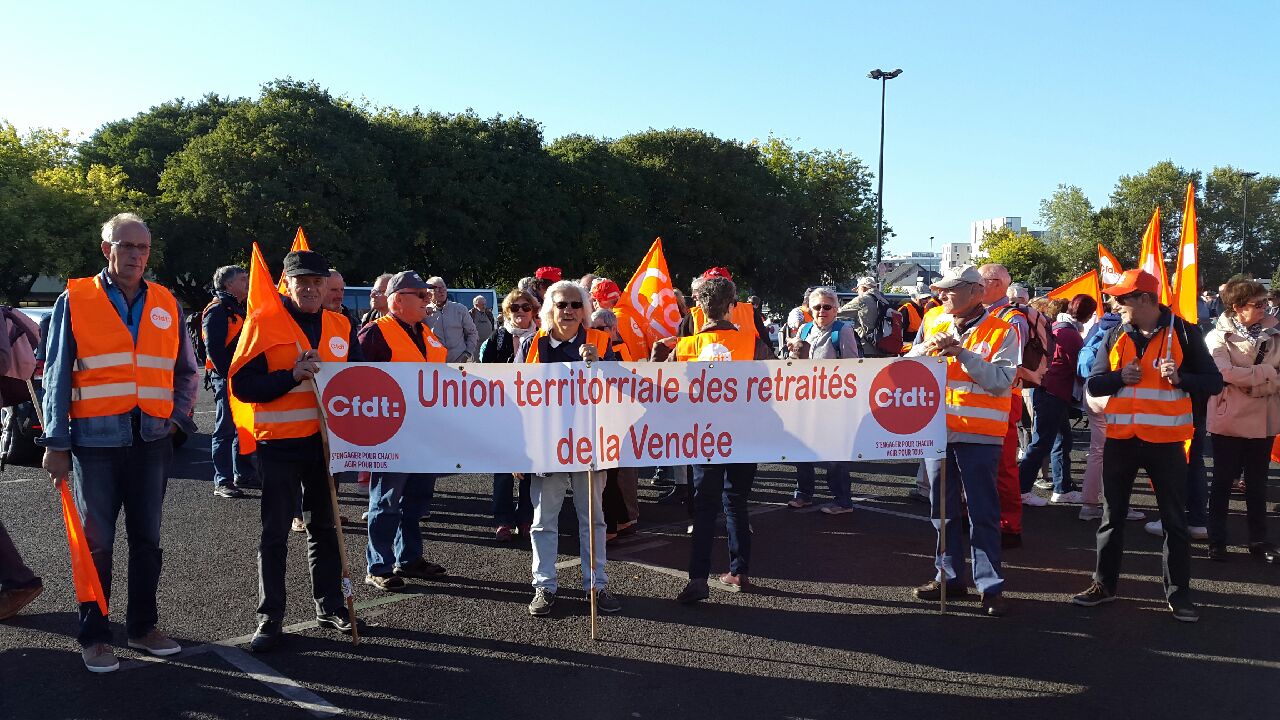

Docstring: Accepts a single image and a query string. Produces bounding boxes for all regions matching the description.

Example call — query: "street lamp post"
[868,68,902,275]
[1241,171,1260,273]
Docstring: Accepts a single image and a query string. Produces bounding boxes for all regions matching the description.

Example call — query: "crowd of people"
[0,211,1277,674]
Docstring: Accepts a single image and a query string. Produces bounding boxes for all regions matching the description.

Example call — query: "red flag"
[276,227,311,294]
[1047,270,1101,319]
[1098,244,1124,286]
[1171,182,1199,323]
[60,483,108,616]
[617,238,683,341]
[1137,208,1171,305]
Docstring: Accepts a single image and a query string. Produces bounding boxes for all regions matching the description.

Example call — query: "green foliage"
[975,227,1062,288]
[1037,184,1097,277]
[1200,166,1280,284]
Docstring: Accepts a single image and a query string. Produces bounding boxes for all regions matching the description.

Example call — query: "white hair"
[100,212,149,244]
[807,286,839,307]
[539,281,592,328]
[427,276,446,290]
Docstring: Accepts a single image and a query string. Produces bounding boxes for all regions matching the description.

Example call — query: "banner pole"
[938,456,947,614]
[301,347,360,646]
[587,467,599,641]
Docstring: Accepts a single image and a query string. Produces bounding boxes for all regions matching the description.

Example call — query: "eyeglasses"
[423,285,439,291]
[810,304,835,312]
[555,301,584,310]
[1242,299,1269,310]
[1116,293,1149,306]
[370,290,386,297]
[396,290,431,300]
[509,303,534,313]
[936,283,975,295]
[110,241,151,254]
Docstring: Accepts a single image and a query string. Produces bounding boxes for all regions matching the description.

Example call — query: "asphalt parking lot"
[1,389,1278,720]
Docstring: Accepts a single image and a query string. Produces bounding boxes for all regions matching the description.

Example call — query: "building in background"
[941,242,972,271]
[883,251,941,273]
[970,216,1044,258]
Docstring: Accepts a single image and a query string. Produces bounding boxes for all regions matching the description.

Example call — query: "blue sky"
[3,1,1276,260]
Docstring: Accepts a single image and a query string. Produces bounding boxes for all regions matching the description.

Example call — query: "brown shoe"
[714,573,750,592]
[0,583,43,621]
[981,593,1008,617]
[912,580,971,602]
[127,628,182,657]
[395,558,448,579]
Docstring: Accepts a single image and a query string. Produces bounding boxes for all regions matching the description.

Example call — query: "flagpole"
[937,456,947,614]
[585,355,599,641]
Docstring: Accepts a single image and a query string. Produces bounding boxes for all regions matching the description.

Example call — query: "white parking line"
[214,645,342,717]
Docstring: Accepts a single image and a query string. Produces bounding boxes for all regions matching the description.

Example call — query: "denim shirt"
[38,269,200,450]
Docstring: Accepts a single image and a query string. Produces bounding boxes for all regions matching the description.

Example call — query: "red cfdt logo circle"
[869,360,942,435]
[321,366,406,446]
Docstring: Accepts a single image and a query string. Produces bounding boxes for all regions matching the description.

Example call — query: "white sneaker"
[1144,520,1163,536]
[1051,491,1084,504]
[1078,504,1103,520]
[1189,525,1208,540]
[1021,492,1047,507]
[1125,507,1145,521]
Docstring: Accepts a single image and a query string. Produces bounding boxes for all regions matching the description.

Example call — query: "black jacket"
[230,298,363,405]
[1086,307,1223,400]
[202,291,245,377]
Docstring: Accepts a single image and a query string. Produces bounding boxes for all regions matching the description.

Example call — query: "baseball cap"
[282,251,331,278]
[930,265,984,290]
[534,266,562,282]
[590,279,622,303]
[386,271,431,294]
[857,276,878,289]
[701,266,733,280]
[1102,269,1161,298]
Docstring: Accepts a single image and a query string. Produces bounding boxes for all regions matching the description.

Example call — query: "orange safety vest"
[66,276,181,420]
[524,328,612,364]
[373,314,448,363]
[691,302,758,340]
[612,342,635,361]
[899,301,923,335]
[676,327,756,361]
[612,305,650,361]
[921,310,1014,437]
[201,298,244,371]
[250,310,351,440]
[1104,327,1193,443]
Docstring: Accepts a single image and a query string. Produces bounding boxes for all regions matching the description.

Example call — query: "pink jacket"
[1206,312,1280,438]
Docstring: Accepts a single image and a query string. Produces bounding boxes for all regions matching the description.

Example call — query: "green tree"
[1105,161,1200,266]
[1038,184,1097,276]
[1200,166,1280,285]
[975,227,1062,288]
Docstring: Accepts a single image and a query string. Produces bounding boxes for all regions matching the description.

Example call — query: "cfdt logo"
[869,360,942,435]
[322,366,405,446]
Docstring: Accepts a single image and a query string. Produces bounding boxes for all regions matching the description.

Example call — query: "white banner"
[314,358,947,474]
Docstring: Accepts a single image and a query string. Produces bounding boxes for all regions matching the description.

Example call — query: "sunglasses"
[509,303,534,313]
[810,304,835,311]
[555,301,584,310]
[396,290,432,300]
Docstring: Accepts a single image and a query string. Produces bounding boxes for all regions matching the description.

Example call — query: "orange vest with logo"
[251,310,351,440]
[66,276,181,420]
[1104,328,1193,443]
[373,314,448,363]
[202,298,244,371]
[524,328,612,364]
[691,302,758,340]
[676,327,756,361]
[612,305,650,361]
[921,311,1014,437]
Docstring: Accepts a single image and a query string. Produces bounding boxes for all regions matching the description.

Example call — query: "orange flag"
[1048,270,1101,318]
[276,227,312,294]
[1137,207,1171,305]
[1098,244,1124,286]
[617,238,683,341]
[1171,182,1199,324]
[60,483,108,616]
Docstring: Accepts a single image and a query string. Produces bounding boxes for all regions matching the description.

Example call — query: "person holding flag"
[38,212,200,672]
[1073,269,1221,622]
[230,250,364,651]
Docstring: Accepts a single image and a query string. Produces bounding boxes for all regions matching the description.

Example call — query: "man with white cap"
[844,276,894,357]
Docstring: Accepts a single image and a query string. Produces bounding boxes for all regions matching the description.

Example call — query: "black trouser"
[1209,434,1273,547]
[256,435,343,624]
[602,468,628,533]
[1095,438,1192,603]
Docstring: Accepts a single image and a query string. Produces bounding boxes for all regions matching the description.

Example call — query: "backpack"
[187,309,207,369]
[871,297,904,355]
[998,303,1054,387]
[0,306,40,407]
[798,320,849,358]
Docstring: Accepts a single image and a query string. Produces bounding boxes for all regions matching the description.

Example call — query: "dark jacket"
[231,298,363,405]
[514,326,618,363]
[478,325,529,364]
[1086,307,1223,402]
[202,291,246,377]
[358,316,426,362]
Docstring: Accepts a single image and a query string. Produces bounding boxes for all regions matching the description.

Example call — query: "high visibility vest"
[612,342,635,361]
[1104,328,1193,443]
[691,302,758,340]
[201,298,244,371]
[676,327,756,361]
[373,314,448,363]
[899,301,923,335]
[524,328,612,364]
[250,310,351,440]
[66,275,181,420]
[921,311,1014,437]
[612,305,650,361]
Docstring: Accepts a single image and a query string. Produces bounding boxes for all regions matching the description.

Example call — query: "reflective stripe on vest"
[675,327,756,361]
[66,276,181,420]
[250,309,351,440]
[524,328,612,364]
[374,314,448,363]
[1104,327,1192,443]
[920,310,1014,437]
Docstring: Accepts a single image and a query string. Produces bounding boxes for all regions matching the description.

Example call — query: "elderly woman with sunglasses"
[1204,277,1280,564]
[476,290,541,542]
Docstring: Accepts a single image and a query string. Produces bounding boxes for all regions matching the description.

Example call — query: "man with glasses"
[1072,269,1221,623]
[39,213,200,672]
[515,280,620,617]
[906,265,1019,617]
[360,273,393,326]
[357,272,450,591]
[424,276,478,363]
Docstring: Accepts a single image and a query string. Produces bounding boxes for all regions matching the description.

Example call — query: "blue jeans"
[492,473,533,528]
[210,374,255,488]
[931,443,1004,595]
[71,434,172,646]
[529,472,607,592]
[689,463,756,580]
[793,462,853,507]
[1018,388,1074,494]
[366,472,437,576]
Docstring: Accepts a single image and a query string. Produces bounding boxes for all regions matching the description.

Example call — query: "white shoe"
[1021,492,1047,507]
[1051,491,1084,504]
[1189,525,1208,541]
[1078,504,1103,520]
[1125,507,1145,521]
[1144,520,1163,536]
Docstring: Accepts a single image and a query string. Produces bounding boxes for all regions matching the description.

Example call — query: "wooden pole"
[587,467,598,641]
[300,345,360,646]
[938,456,947,614]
